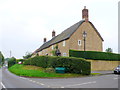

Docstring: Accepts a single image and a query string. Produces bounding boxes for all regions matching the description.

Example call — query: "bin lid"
[55,67,65,70]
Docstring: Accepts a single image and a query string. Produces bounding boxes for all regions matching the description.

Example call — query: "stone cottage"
[33,6,104,57]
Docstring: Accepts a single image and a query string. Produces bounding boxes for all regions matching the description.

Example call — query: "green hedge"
[8,57,16,68]
[16,59,25,63]
[69,50,120,61]
[24,56,91,75]
[0,51,4,65]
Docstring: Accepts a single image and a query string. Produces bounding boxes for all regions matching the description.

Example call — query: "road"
[1,67,119,89]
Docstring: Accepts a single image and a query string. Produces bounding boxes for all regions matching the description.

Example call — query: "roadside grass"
[8,64,101,78]
[8,64,85,78]
[91,73,101,75]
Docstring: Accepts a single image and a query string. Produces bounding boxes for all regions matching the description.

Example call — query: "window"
[63,53,66,56]
[78,40,81,46]
[63,41,66,47]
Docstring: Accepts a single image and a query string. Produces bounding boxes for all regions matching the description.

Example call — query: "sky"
[0,0,119,59]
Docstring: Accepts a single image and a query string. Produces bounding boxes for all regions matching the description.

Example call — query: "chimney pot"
[82,6,89,22]
[84,6,86,9]
[44,38,47,43]
[52,30,55,37]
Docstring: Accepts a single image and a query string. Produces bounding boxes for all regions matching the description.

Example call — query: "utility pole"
[83,31,87,59]
[83,31,87,51]
[10,50,12,58]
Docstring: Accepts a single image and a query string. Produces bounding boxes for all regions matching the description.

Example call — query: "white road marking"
[61,86,65,88]
[28,79,33,82]
[63,81,96,87]
[28,79,45,85]
[32,81,36,83]
[31,81,43,85]
[19,77,45,86]
[47,85,50,88]
[36,82,40,84]
[19,77,27,80]
[114,78,118,80]
[114,75,118,77]
[1,82,7,90]
[40,83,44,85]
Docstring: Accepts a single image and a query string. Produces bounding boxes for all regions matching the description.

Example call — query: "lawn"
[9,64,100,78]
[8,64,85,78]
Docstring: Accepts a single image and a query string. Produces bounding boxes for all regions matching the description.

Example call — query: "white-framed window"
[63,53,66,56]
[78,40,81,46]
[63,41,66,47]
[52,45,54,50]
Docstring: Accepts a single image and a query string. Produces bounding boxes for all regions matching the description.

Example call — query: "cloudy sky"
[0,0,119,58]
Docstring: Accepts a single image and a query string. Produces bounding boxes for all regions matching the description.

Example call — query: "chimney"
[44,38,47,43]
[82,6,89,22]
[52,30,55,37]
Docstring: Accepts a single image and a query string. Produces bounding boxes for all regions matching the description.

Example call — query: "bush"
[24,56,91,75]
[8,57,16,68]
[0,51,4,65]
[16,59,25,63]
[44,68,55,73]
[23,59,30,65]
[69,50,120,61]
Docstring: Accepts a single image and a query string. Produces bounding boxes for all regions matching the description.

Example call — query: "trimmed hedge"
[24,56,91,75]
[69,50,120,61]
[16,59,25,63]
[8,57,16,68]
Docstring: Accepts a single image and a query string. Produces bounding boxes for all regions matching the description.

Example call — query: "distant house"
[33,6,104,57]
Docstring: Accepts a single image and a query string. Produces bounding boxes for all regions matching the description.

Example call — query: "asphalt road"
[1,67,119,89]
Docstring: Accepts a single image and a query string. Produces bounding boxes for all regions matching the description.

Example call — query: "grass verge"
[91,73,101,75]
[9,64,100,78]
[8,64,85,78]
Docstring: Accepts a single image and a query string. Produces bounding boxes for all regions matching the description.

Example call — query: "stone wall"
[69,22,103,51]
[87,60,120,71]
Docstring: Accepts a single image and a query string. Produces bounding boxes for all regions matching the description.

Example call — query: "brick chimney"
[82,6,89,22]
[52,30,55,37]
[43,38,47,43]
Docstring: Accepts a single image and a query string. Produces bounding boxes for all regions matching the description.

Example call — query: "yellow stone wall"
[69,22,103,51]
[57,39,70,56]
[38,39,70,56]
[87,60,120,71]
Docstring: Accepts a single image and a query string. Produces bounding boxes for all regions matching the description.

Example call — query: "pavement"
[91,70,113,75]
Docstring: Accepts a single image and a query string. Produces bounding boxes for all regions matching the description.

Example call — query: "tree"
[105,48,113,53]
[0,51,4,65]
[51,45,61,56]
[8,57,16,68]
[23,52,32,59]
